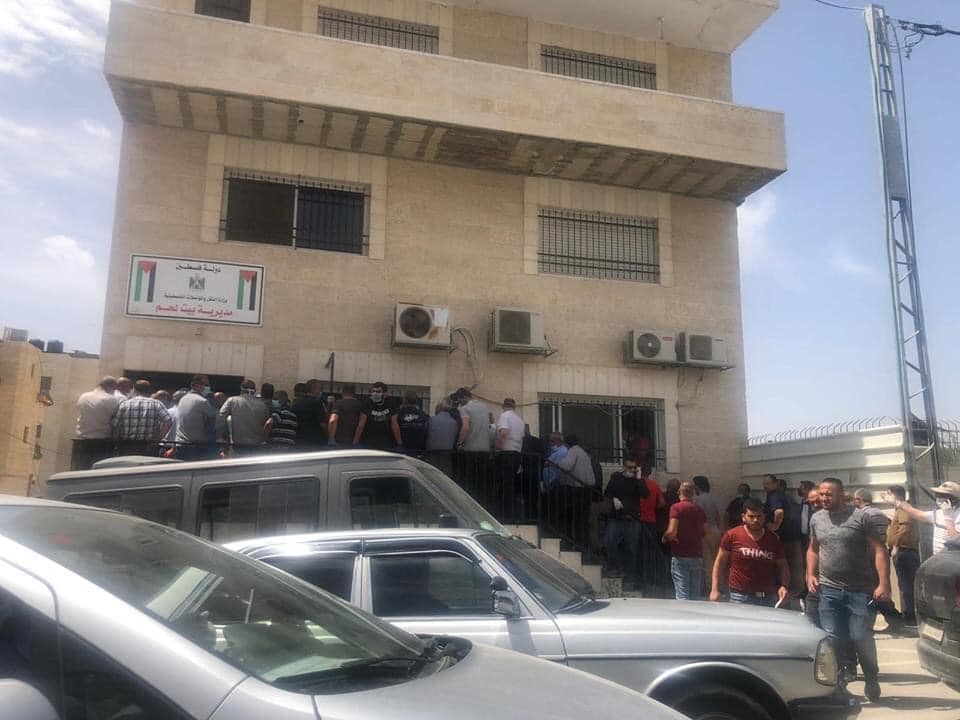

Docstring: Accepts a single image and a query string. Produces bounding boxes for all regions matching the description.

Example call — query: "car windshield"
[0,506,427,687]
[411,459,506,534]
[477,533,591,613]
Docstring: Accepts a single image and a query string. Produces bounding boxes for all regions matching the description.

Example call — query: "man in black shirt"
[763,474,803,607]
[291,379,327,449]
[392,391,429,455]
[356,381,395,451]
[603,455,650,584]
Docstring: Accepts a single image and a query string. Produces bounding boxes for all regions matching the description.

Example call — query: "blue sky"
[0,0,956,436]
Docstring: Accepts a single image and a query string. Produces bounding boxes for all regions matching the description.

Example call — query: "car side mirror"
[491,576,521,619]
[0,679,60,720]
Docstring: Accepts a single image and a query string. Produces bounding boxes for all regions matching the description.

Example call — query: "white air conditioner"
[393,304,451,349]
[2,327,29,342]
[625,329,678,366]
[490,308,546,354]
[679,332,732,369]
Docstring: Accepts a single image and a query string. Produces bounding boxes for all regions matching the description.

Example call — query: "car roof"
[226,527,495,552]
[48,449,407,482]
[0,494,112,511]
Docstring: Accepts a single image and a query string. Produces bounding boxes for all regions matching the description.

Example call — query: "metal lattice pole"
[865,5,945,514]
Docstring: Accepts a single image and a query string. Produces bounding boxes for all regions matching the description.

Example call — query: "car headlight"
[815,639,838,686]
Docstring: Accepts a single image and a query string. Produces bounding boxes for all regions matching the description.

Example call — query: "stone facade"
[0,341,44,495]
[100,0,784,496]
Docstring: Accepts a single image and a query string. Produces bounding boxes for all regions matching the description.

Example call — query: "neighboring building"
[0,335,44,495]
[99,0,785,490]
[36,351,102,491]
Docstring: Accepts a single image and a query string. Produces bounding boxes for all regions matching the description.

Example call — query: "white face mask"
[370,392,384,403]
[939,499,954,512]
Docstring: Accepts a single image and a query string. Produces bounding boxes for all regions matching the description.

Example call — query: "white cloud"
[737,188,777,273]
[0,116,39,139]
[0,234,101,294]
[81,120,112,140]
[0,0,109,77]
[830,247,882,279]
[41,234,97,270]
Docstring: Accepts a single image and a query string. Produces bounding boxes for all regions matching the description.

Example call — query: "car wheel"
[664,683,774,720]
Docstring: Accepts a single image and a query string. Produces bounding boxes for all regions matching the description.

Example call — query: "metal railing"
[541,46,656,90]
[318,8,439,54]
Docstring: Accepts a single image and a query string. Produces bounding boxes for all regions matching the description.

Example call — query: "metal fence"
[318,8,439,53]
[541,46,656,90]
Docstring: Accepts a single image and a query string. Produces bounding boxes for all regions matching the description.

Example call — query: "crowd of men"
[601,457,960,701]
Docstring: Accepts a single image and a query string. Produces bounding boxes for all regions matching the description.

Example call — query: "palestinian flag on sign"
[133,260,157,302]
[237,269,259,311]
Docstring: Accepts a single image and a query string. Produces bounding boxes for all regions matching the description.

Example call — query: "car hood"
[555,597,826,658]
[315,643,684,719]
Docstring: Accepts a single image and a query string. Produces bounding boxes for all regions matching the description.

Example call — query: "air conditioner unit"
[490,308,546,354]
[679,332,732,369]
[625,329,678,366]
[2,327,29,342]
[393,304,451,349]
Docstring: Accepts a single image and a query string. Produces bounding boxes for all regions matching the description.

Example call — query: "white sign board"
[125,255,265,326]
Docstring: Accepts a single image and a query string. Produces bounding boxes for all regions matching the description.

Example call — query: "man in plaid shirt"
[113,380,172,456]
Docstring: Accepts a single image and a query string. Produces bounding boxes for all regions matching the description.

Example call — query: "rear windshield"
[411,459,506,534]
[0,507,426,687]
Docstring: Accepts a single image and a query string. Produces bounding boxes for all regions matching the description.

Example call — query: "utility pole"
[864,4,945,511]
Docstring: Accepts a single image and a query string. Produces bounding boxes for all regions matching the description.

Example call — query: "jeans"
[818,586,879,683]
[894,548,920,620]
[605,518,641,579]
[671,556,703,600]
[729,590,776,607]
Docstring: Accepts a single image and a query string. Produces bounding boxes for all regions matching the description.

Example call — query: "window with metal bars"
[538,395,666,468]
[221,171,369,255]
[318,8,439,53]
[195,0,251,23]
[541,46,656,90]
[538,208,659,283]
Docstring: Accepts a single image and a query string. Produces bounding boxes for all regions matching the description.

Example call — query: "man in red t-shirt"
[662,481,706,600]
[710,497,790,607]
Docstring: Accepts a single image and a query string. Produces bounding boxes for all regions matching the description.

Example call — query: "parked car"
[0,495,685,720]
[45,450,505,541]
[915,548,960,689]
[228,528,856,720]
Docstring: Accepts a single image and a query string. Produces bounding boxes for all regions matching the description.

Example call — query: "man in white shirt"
[495,398,526,520]
[73,376,122,469]
[883,481,960,554]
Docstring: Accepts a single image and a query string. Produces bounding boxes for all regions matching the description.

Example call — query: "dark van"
[45,450,505,543]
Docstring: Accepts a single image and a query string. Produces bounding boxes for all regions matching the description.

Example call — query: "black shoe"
[864,679,881,702]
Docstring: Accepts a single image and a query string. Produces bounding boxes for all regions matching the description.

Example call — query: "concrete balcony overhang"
[445,0,779,53]
[105,2,785,203]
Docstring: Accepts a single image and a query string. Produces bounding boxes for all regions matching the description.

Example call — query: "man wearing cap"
[882,481,960,554]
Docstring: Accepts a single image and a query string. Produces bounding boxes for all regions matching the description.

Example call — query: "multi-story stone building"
[100,0,785,489]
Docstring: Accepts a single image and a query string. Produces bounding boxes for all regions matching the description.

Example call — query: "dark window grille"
[541,46,656,90]
[222,171,369,255]
[538,208,659,283]
[196,0,251,23]
[318,8,439,53]
[539,395,666,469]
[40,376,52,391]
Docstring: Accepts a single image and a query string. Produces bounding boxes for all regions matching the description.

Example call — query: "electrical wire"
[810,0,863,11]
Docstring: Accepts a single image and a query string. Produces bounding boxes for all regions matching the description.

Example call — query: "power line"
[811,0,863,11]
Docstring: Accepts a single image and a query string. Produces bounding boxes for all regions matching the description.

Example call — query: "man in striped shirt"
[265,390,299,450]
[112,380,171,455]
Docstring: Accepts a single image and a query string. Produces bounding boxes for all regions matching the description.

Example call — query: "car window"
[371,552,492,617]
[0,587,190,720]
[65,488,182,528]
[0,507,426,691]
[349,476,450,529]
[477,534,585,612]
[199,479,317,541]
[263,553,356,601]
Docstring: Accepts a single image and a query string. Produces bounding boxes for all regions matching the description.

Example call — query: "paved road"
[852,632,960,719]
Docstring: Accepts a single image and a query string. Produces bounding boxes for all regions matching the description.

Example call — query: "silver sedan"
[230,528,858,720]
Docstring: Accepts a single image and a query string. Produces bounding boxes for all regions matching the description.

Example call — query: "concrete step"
[539,537,561,559]
[599,575,623,598]
[503,523,540,547]
[559,550,583,574]
[580,564,602,592]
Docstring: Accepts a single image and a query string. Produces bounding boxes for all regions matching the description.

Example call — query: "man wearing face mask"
[175,374,218,460]
[219,379,270,455]
[355,381,396,451]
[882,481,960,554]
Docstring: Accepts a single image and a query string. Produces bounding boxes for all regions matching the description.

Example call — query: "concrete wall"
[0,341,43,495]
[100,124,748,490]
